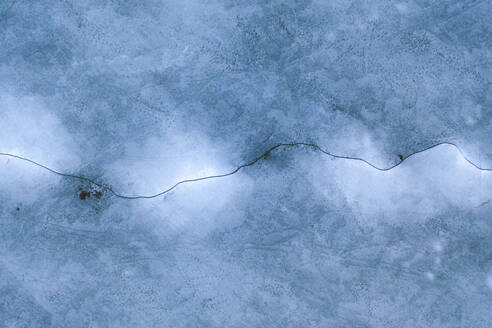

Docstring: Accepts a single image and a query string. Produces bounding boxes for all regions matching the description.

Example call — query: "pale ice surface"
[0,1,491,327]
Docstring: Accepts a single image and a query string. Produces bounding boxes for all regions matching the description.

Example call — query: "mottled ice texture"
[0,1,491,327]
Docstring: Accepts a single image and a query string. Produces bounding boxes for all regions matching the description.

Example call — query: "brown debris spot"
[79,190,91,200]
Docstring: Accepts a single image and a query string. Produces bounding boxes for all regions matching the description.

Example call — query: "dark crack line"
[1,141,490,200]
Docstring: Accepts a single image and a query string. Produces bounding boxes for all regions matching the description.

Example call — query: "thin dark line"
[1,141,490,200]
[0,0,17,21]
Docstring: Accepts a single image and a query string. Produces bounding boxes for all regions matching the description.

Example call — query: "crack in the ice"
[0,141,490,200]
